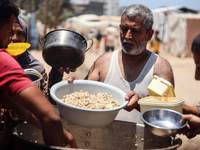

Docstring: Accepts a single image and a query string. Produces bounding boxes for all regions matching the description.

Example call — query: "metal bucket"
[24,69,42,88]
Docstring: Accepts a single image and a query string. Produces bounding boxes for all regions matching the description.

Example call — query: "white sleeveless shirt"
[104,49,157,123]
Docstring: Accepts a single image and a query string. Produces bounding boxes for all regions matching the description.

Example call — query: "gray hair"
[121,4,154,31]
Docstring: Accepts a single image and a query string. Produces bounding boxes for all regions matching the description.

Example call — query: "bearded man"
[84,4,175,123]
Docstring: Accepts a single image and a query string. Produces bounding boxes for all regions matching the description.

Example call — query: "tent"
[167,14,200,57]
[152,6,185,43]
[64,14,120,36]
[152,6,200,57]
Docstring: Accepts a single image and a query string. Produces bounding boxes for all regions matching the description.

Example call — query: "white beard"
[121,36,147,55]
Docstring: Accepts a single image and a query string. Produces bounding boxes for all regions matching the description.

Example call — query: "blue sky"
[70,0,200,11]
[119,0,200,10]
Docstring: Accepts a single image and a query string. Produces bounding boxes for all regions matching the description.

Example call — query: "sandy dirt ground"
[31,39,200,150]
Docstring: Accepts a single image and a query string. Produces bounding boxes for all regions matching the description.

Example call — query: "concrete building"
[73,0,119,16]
[103,0,119,16]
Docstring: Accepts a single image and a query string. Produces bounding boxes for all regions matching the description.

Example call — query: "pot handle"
[83,38,93,52]
[38,37,45,48]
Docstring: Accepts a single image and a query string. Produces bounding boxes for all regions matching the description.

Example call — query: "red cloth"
[0,49,34,106]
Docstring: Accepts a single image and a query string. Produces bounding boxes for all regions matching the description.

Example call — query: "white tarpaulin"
[167,13,200,57]
[152,6,184,43]
[151,6,200,57]
[65,14,120,35]
[152,11,168,43]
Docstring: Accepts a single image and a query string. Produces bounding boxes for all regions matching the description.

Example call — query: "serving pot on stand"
[12,120,182,150]
[39,29,93,70]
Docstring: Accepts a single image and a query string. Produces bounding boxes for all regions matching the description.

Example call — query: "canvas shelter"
[65,14,120,36]
[167,13,200,57]
[152,6,200,57]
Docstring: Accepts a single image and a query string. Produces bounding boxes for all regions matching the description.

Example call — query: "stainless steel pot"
[12,120,182,150]
[24,69,42,88]
[39,29,93,69]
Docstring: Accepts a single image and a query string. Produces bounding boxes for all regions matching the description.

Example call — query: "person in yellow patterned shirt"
[149,30,162,54]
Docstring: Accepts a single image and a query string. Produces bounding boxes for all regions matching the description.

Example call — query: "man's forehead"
[123,13,145,19]
[121,15,145,26]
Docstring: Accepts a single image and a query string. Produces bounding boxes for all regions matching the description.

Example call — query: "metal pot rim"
[44,29,85,40]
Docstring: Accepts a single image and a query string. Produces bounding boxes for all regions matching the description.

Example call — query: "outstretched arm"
[8,85,76,148]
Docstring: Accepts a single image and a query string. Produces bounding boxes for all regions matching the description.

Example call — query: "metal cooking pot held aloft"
[39,29,93,70]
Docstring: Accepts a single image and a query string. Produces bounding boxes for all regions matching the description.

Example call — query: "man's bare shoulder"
[154,55,175,86]
[94,52,113,66]
[155,55,172,68]
[85,52,114,81]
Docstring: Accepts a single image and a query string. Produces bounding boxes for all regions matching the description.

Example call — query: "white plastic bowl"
[50,80,128,128]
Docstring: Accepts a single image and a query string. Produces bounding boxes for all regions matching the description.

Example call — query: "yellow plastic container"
[138,96,184,113]
[5,43,30,56]
[148,75,175,97]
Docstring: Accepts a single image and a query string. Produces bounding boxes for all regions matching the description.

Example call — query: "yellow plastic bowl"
[6,43,31,56]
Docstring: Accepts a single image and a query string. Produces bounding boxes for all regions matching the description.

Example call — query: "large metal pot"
[39,29,93,69]
[12,120,182,150]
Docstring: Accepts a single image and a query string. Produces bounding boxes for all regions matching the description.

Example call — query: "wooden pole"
[54,0,58,29]
[29,0,32,12]
[44,0,48,35]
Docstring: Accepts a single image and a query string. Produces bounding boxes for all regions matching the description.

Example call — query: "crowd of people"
[84,25,120,54]
[1,0,200,149]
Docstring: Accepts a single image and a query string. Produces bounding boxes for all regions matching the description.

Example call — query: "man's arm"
[85,52,112,82]
[12,85,76,147]
[153,56,175,88]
